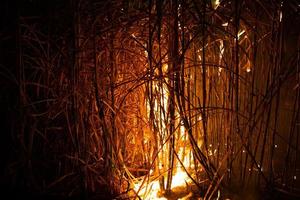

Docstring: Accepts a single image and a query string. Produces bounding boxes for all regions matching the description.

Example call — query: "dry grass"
[3,0,298,199]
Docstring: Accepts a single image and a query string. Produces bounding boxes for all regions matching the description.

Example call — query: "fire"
[132,46,196,199]
[133,141,193,198]
[170,169,191,189]
[133,178,163,200]
[132,123,194,199]
[133,163,192,199]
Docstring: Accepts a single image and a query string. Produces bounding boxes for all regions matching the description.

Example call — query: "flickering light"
[294,176,297,180]
[217,190,221,200]
[279,11,282,22]
[237,30,245,40]
[219,40,224,74]
[198,54,201,60]
[133,179,164,200]
[171,170,191,189]
[162,63,168,73]
[209,149,213,156]
[138,74,195,199]
[212,0,220,10]
[246,67,251,73]
[180,125,185,137]
[275,144,278,148]
[219,40,224,56]
[222,22,228,27]
[218,67,222,74]
[255,164,263,172]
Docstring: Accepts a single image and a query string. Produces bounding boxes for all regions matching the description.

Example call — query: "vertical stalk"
[166,0,178,192]
[201,0,208,157]
[234,0,242,182]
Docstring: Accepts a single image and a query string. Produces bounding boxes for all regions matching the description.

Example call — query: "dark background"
[0,0,70,198]
[0,0,299,199]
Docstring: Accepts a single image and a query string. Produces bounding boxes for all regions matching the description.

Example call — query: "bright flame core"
[133,63,194,199]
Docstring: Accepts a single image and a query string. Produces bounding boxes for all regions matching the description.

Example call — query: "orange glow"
[133,63,195,198]
[133,178,162,200]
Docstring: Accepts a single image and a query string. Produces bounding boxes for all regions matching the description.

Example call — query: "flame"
[133,165,192,199]
[133,62,195,199]
[171,169,190,188]
[133,178,163,200]
[132,126,193,199]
